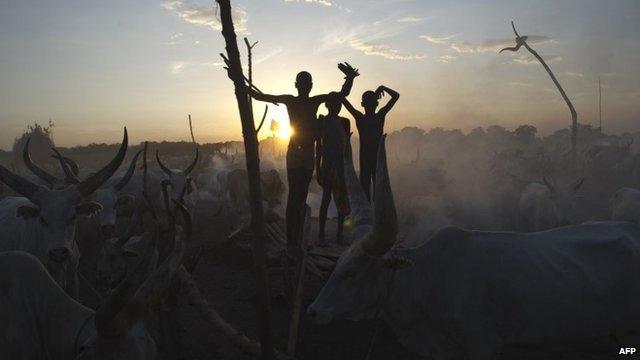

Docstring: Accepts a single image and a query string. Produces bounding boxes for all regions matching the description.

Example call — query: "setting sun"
[269,105,293,140]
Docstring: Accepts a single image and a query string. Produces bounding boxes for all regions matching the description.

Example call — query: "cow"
[0,128,129,297]
[517,177,585,231]
[156,148,199,214]
[0,202,188,359]
[307,135,640,359]
[225,168,284,214]
[610,187,640,223]
[96,188,186,289]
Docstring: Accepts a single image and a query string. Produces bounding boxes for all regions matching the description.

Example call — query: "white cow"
[517,177,585,231]
[610,187,640,223]
[308,136,640,359]
[0,213,185,360]
[0,128,129,297]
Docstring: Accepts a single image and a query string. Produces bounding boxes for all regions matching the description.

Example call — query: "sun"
[271,105,293,140]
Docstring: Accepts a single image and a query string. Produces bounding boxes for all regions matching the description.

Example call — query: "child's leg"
[318,184,332,245]
[359,156,373,201]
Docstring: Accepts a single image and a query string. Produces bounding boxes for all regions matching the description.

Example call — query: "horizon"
[1,0,638,150]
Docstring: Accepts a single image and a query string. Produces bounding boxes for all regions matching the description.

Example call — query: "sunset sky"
[1,0,638,149]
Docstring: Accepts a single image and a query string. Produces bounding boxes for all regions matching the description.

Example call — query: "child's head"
[361,90,379,112]
[295,71,313,96]
[325,92,342,116]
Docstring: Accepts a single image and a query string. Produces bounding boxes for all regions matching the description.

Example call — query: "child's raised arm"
[342,98,363,119]
[376,85,400,116]
[248,87,292,105]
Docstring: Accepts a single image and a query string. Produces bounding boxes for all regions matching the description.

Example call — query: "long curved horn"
[114,149,143,191]
[51,148,79,184]
[344,135,373,240]
[95,231,157,338]
[174,199,193,242]
[131,200,186,305]
[76,128,128,197]
[361,135,397,256]
[155,150,173,176]
[23,138,57,186]
[62,156,79,176]
[184,147,199,175]
[0,164,41,199]
[542,176,556,193]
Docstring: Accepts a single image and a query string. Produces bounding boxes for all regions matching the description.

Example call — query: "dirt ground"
[141,200,626,360]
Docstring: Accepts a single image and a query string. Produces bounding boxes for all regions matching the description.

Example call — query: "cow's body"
[0,251,92,360]
[0,196,80,296]
[309,136,637,359]
[383,223,640,357]
[610,187,640,223]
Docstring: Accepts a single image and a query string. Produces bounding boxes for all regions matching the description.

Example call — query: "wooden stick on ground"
[177,266,292,360]
[287,205,311,356]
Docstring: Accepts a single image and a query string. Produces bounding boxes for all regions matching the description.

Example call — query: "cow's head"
[89,149,143,237]
[541,176,585,225]
[0,128,128,264]
[308,135,399,324]
[76,202,190,360]
[261,169,284,207]
[156,147,198,204]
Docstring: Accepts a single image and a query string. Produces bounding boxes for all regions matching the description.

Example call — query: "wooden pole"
[215,1,274,359]
[599,76,602,133]
[501,21,578,155]
[287,205,311,356]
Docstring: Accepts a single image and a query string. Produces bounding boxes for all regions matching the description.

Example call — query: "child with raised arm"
[343,85,399,201]
[248,63,359,255]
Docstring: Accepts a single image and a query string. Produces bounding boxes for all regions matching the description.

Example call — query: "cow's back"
[0,251,65,358]
[424,222,640,346]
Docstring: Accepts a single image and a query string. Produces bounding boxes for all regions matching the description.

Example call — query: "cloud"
[167,32,183,45]
[512,54,561,65]
[350,40,427,61]
[438,54,457,63]
[397,16,424,23]
[162,0,249,34]
[170,61,186,74]
[420,34,455,45]
[450,36,553,53]
[320,18,426,61]
[284,0,332,6]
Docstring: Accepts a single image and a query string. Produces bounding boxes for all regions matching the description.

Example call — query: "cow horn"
[62,156,79,176]
[23,137,57,186]
[0,164,41,200]
[184,147,199,175]
[343,135,373,240]
[542,176,556,193]
[155,150,173,176]
[114,149,143,191]
[51,148,79,184]
[361,135,398,256]
[77,128,128,197]
[132,201,186,303]
[95,232,157,338]
[174,199,193,242]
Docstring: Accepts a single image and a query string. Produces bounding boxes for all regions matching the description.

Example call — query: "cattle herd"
[1,123,640,359]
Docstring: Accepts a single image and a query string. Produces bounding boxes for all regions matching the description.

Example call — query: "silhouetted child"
[316,93,351,246]
[343,85,399,201]
[249,63,359,255]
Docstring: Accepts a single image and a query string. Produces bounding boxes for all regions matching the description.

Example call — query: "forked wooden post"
[500,21,578,156]
[215,0,274,358]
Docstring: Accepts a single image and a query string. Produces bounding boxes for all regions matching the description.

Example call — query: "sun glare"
[270,105,293,140]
